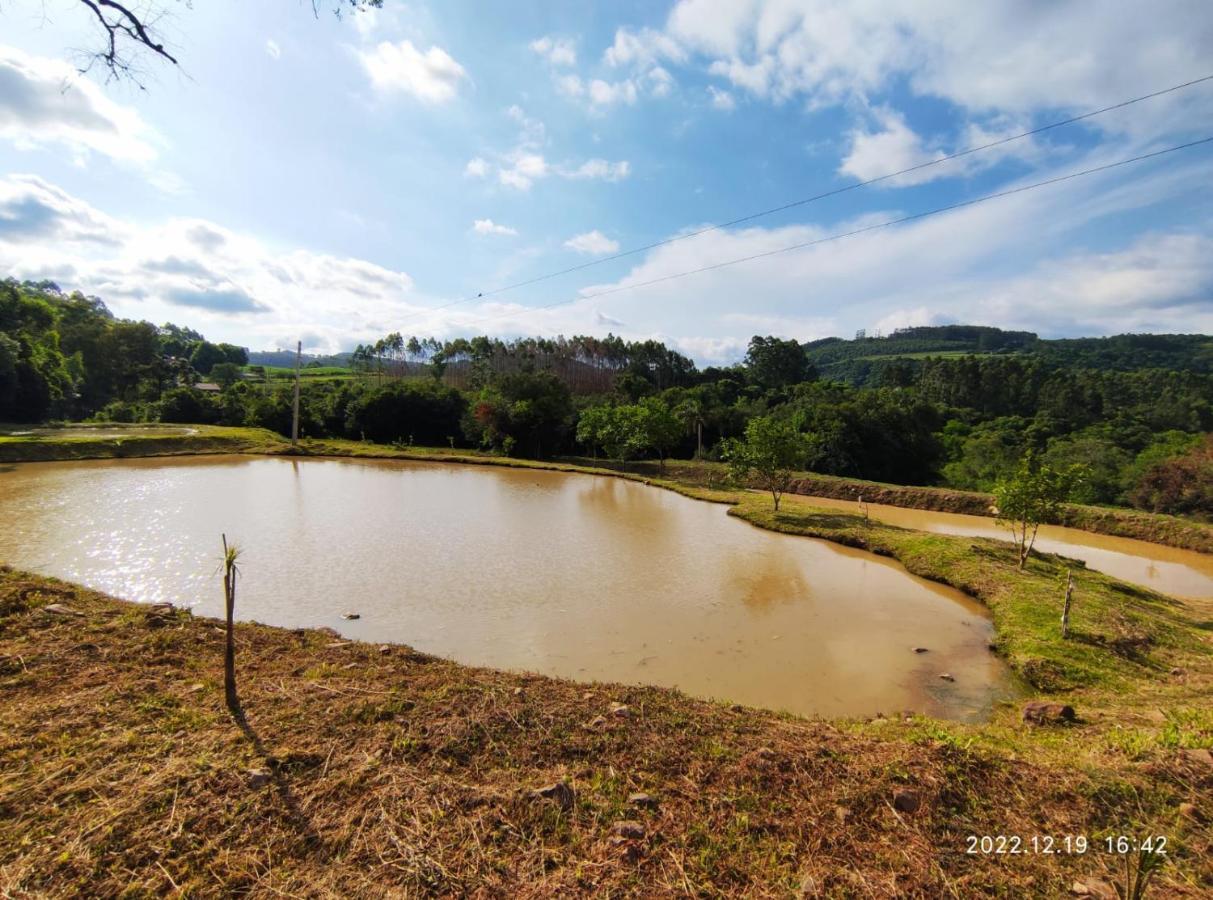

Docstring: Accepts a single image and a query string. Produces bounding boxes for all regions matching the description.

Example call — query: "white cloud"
[565,230,620,255]
[565,159,631,181]
[505,104,546,146]
[561,147,1213,348]
[663,0,1213,128]
[530,35,577,67]
[265,39,281,61]
[708,85,735,111]
[0,46,159,163]
[839,107,1051,187]
[839,108,944,185]
[556,74,585,98]
[0,175,422,352]
[358,40,468,103]
[588,78,639,108]
[648,66,675,98]
[472,218,518,237]
[604,27,686,68]
[498,152,548,190]
[0,174,126,245]
[473,106,630,190]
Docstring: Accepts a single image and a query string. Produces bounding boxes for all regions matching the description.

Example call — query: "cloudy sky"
[1,0,1212,363]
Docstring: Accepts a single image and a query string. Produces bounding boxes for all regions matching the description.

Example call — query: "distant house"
[194,382,222,393]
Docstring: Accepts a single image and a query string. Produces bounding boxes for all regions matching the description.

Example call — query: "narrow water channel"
[0,456,1016,721]
[788,494,1213,600]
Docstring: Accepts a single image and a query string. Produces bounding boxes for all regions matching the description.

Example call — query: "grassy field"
[1,429,1211,894]
[0,423,290,463]
[250,365,357,383]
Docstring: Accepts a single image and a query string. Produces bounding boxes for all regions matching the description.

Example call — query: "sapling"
[221,534,242,711]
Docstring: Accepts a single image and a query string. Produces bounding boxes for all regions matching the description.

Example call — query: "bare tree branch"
[62,0,384,85]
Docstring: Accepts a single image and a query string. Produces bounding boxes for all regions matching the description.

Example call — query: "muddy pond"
[0,456,1017,720]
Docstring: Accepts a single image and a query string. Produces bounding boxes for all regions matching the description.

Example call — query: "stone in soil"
[612,820,646,840]
[1022,701,1076,725]
[892,789,921,813]
[530,781,575,810]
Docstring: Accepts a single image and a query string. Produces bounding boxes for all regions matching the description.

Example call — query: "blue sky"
[1,0,1212,363]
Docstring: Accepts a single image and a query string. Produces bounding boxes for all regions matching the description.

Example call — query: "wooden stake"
[1061,569,1074,638]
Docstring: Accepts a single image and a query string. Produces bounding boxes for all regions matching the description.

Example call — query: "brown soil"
[2,568,1210,898]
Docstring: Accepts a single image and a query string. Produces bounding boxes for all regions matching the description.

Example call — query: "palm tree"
[676,397,706,458]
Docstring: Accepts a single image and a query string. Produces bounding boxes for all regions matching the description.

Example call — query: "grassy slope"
[1,567,1210,898]
[0,424,289,463]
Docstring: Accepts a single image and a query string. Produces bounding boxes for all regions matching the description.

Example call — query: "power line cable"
[411,72,1213,321]
[454,135,1213,327]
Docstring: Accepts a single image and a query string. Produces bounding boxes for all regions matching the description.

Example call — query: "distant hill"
[804,326,1213,385]
[248,350,353,368]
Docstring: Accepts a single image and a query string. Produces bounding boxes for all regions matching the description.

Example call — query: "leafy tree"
[1043,435,1131,505]
[744,335,814,390]
[190,341,228,377]
[721,416,809,511]
[216,343,250,367]
[210,362,244,390]
[157,323,204,358]
[0,333,19,413]
[575,404,614,459]
[463,372,573,457]
[347,381,465,445]
[636,397,682,470]
[159,387,218,424]
[994,452,1084,570]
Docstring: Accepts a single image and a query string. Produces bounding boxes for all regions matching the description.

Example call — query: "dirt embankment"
[2,569,1210,897]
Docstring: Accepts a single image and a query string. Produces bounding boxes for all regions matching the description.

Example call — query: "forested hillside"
[806,325,1213,385]
[3,279,1210,518]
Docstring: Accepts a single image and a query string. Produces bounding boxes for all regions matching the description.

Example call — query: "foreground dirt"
[1,569,1209,898]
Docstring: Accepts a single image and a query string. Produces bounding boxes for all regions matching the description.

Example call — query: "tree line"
[2,278,1209,519]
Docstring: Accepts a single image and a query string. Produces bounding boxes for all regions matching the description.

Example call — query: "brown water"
[0,456,1015,721]
[791,495,1213,600]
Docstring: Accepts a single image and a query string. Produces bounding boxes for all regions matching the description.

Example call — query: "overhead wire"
[405,73,1213,323]
[453,135,1213,326]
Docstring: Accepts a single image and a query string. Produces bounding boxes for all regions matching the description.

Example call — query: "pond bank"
[1,429,1211,894]
[2,424,1207,554]
[1,567,1210,896]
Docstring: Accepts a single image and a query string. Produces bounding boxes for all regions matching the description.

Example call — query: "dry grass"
[2,569,1211,898]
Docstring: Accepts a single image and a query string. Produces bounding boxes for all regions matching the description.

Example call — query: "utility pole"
[291,340,301,447]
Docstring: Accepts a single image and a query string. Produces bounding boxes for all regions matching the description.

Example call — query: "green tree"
[994,452,1084,570]
[189,341,228,377]
[721,416,809,511]
[575,404,614,459]
[636,397,682,470]
[744,335,813,390]
[210,362,244,389]
[675,396,706,458]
